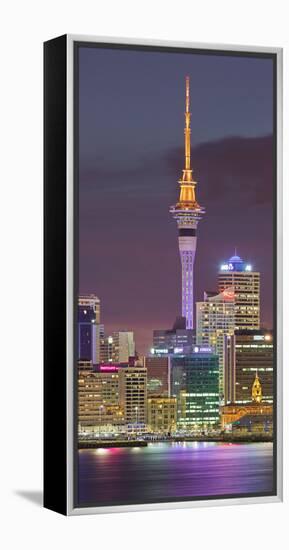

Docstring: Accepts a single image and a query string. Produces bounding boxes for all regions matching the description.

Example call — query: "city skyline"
[78,46,274,355]
[76,45,275,507]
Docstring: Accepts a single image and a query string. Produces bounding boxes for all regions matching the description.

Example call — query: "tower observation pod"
[170,76,205,329]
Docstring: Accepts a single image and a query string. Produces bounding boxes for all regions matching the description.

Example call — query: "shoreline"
[78,435,273,449]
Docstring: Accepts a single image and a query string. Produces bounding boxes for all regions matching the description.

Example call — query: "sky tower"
[170,76,205,329]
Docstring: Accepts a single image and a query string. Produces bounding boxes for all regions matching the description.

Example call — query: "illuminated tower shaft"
[179,229,196,329]
[170,77,205,329]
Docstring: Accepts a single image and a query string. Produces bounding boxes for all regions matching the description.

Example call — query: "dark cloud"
[167,135,274,206]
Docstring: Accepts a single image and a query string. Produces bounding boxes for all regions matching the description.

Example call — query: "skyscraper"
[99,331,113,363]
[78,295,100,363]
[170,351,219,431]
[223,334,236,404]
[112,331,135,363]
[170,77,205,329]
[99,330,135,364]
[118,367,147,433]
[224,330,273,405]
[218,254,260,330]
[152,316,195,355]
[196,288,235,400]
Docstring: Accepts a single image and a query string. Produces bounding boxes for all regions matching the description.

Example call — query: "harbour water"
[78,441,274,506]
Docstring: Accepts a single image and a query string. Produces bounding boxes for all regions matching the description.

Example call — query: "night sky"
[78,45,274,355]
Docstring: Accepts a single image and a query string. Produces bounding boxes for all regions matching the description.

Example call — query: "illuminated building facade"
[252,370,262,403]
[147,396,177,434]
[78,295,101,363]
[100,330,135,364]
[224,330,273,405]
[99,331,113,363]
[78,369,124,433]
[112,331,135,363]
[78,360,93,372]
[221,371,273,434]
[223,334,236,404]
[218,254,260,330]
[118,367,147,432]
[152,317,195,355]
[196,288,235,400]
[170,77,205,329]
[170,351,219,431]
[145,356,170,396]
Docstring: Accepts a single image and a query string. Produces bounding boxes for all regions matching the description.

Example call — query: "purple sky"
[77,45,275,355]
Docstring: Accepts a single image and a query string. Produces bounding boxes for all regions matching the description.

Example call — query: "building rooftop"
[219,252,255,273]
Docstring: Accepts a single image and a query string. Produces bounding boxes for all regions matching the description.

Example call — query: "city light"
[99,365,118,372]
[194,346,212,353]
[76,77,273,454]
[223,289,235,300]
[220,263,234,271]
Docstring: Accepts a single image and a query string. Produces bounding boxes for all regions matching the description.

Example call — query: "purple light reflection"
[78,442,273,506]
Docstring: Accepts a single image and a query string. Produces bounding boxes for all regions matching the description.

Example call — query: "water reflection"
[78,442,273,506]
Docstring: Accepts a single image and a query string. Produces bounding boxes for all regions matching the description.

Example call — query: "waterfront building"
[153,317,195,355]
[118,367,147,432]
[78,369,124,433]
[221,371,273,435]
[145,356,170,396]
[196,288,235,400]
[224,330,273,405]
[170,351,219,432]
[218,254,260,330]
[147,396,177,434]
[78,295,100,363]
[252,370,263,403]
[170,76,205,329]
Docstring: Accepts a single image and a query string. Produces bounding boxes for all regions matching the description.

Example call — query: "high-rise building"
[152,317,195,355]
[224,330,273,405]
[218,254,260,330]
[99,330,113,363]
[118,367,147,432]
[223,334,236,404]
[99,331,135,365]
[145,356,170,396]
[147,396,177,434]
[196,288,235,400]
[78,295,101,363]
[78,360,93,372]
[112,331,135,363]
[170,351,219,432]
[78,369,124,433]
[170,77,205,329]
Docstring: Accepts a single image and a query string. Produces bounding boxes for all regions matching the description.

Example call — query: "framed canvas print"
[44,35,283,515]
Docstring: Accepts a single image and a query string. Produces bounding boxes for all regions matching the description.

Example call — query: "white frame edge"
[66,35,283,516]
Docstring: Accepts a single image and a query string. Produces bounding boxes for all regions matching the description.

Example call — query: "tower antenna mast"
[170,76,205,329]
